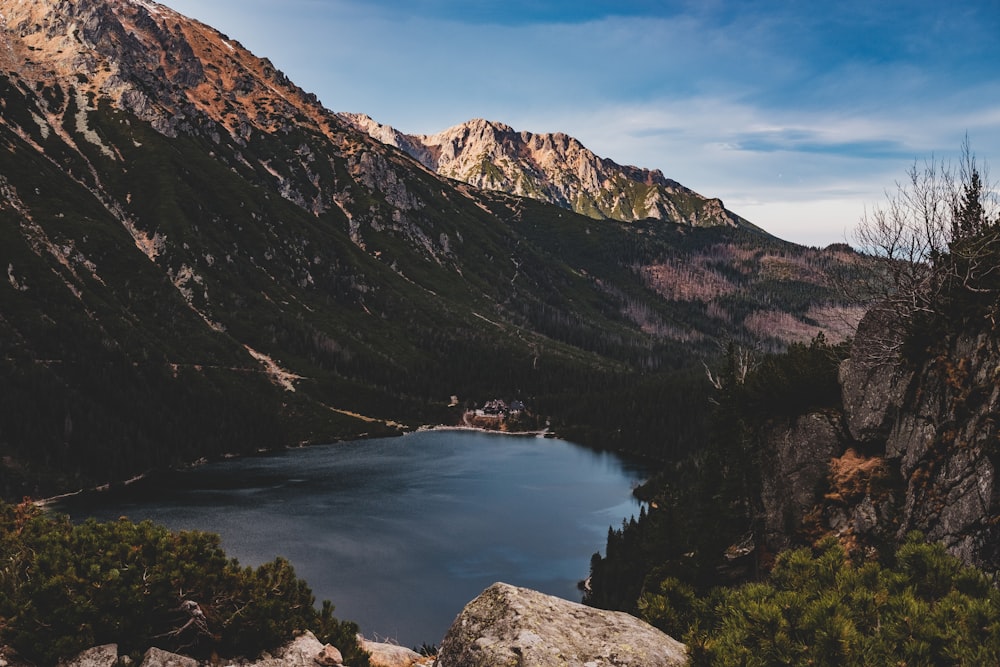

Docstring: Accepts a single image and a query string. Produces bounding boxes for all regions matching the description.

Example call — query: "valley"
[1,1,998,665]
[0,0,863,499]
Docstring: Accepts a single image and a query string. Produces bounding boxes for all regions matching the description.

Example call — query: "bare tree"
[705,340,760,403]
[850,140,998,360]
[854,160,950,311]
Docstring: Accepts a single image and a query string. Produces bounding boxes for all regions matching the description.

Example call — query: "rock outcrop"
[758,411,845,552]
[436,582,687,667]
[841,316,1000,569]
[757,307,1000,573]
[838,309,917,444]
[43,632,355,667]
[141,647,199,667]
[35,631,439,667]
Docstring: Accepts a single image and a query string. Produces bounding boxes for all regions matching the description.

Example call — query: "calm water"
[54,430,648,647]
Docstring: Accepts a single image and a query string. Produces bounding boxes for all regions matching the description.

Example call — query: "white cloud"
[503,89,1000,245]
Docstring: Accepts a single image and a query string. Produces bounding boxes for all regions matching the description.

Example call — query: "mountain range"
[340,113,757,230]
[0,0,865,497]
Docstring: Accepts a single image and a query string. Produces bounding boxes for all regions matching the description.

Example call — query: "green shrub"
[639,534,1000,666]
[0,502,369,666]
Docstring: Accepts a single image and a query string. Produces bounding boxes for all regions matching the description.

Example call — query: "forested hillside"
[0,0,867,498]
[586,150,1000,665]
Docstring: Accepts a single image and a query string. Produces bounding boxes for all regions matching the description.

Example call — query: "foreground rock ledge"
[42,632,430,667]
[436,582,687,667]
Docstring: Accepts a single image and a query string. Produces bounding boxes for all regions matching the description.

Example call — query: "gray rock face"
[753,305,1000,572]
[838,309,916,445]
[759,411,845,552]
[835,309,1000,570]
[436,582,687,667]
[883,332,1000,566]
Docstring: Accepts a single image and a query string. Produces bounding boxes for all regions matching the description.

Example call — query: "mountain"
[0,0,865,497]
[341,113,756,230]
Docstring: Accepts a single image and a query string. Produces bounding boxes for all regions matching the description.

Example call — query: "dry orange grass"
[826,449,888,504]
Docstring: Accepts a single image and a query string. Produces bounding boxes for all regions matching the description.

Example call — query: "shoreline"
[416,423,552,438]
[33,472,150,508]
[34,422,556,507]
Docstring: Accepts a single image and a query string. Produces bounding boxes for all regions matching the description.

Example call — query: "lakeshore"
[53,430,650,647]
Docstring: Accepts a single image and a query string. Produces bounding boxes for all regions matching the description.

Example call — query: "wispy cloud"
[723,132,911,160]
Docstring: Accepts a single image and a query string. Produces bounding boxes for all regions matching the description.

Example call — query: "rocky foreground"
[437,583,687,666]
[2,584,686,667]
[0,631,433,667]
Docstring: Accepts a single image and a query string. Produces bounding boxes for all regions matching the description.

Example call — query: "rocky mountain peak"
[0,0,341,141]
[341,113,757,230]
[0,0,448,237]
[454,117,515,135]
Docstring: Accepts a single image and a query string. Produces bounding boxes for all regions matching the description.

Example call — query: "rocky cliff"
[758,307,1000,573]
[341,113,755,230]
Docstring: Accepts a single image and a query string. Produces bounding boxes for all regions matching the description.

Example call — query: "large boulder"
[61,645,119,667]
[436,582,687,667]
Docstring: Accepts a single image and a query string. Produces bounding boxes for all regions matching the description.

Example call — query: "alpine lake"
[54,430,650,648]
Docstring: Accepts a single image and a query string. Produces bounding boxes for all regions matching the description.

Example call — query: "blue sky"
[161,0,1000,247]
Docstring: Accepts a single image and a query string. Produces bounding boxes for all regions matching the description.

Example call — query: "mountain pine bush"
[639,534,1000,666]
[0,502,369,666]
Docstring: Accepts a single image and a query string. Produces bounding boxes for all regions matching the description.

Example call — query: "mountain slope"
[341,113,757,230]
[0,0,864,497]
